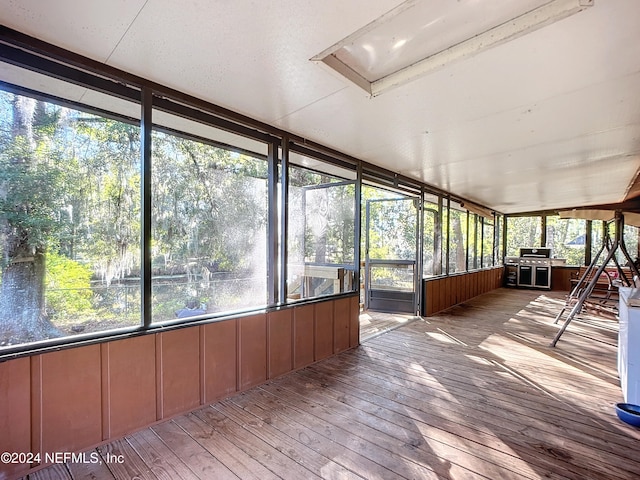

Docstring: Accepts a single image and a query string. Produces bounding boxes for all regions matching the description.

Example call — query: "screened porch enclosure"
[1,4,640,478]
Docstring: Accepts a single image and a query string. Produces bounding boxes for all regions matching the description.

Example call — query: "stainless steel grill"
[505,248,553,289]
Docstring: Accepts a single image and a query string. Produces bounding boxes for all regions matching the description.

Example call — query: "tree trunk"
[0,95,61,346]
[453,216,466,271]
[0,246,59,345]
[529,221,538,247]
[561,220,570,245]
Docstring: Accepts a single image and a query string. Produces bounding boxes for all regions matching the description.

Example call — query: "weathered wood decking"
[358,310,419,342]
[23,289,640,479]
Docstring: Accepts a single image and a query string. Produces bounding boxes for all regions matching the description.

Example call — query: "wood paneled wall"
[551,266,579,291]
[0,295,359,480]
[423,267,504,316]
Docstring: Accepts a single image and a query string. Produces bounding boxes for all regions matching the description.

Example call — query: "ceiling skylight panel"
[312,0,594,96]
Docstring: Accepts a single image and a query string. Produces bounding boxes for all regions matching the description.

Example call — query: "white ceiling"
[1,0,639,214]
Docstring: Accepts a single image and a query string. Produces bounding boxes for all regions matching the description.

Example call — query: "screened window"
[623,225,639,264]
[448,201,467,273]
[467,213,478,270]
[495,214,503,264]
[150,113,269,322]
[0,88,141,349]
[506,216,542,257]
[545,216,586,265]
[423,193,441,277]
[287,157,356,301]
[482,218,495,267]
[607,222,640,267]
[442,200,449,274]
[591,220,607,265]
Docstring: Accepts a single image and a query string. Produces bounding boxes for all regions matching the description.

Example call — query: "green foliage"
[151,131,267,275]
[447,207,467,273]
[68,117,142,282]
[0,104,68,255]
[362,186,417,262]
[545,216,585,265]
[422,200,440,275]
[45,251,94,318]
[360,186,418,286]
[481,222,495,266]
[507,215,590,265]
[301,182,355,265]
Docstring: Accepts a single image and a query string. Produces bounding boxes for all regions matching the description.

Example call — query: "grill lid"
[519,247,551,258]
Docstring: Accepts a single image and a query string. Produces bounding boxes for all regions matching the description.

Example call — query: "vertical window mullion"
[445,197,450,275]
[435,196,442,275]
[502,215,508,262]
[141,87,153,328]
[493,214,498,266]
[480,217,485,268]
[465,211,470,271]
[279,136,290,304]
[267,141,278,305]
[416,191,424,315]
[585,219,592,266]
[354,163,363,300]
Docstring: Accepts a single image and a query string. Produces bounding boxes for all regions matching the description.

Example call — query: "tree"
[423,200,440,275]
[450,210,466,272]
[0,88,281,339]
[151,132,267,272]
[70,117,141,285]
[0,92,142,344]
[506,216,541,256]
[0,95,65,344]
[150,131,269,317]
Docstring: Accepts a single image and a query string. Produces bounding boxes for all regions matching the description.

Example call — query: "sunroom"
[1,1,640,479]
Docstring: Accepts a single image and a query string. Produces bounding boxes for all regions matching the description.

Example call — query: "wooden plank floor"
[23,289,640,480]
[359,310,420,342]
